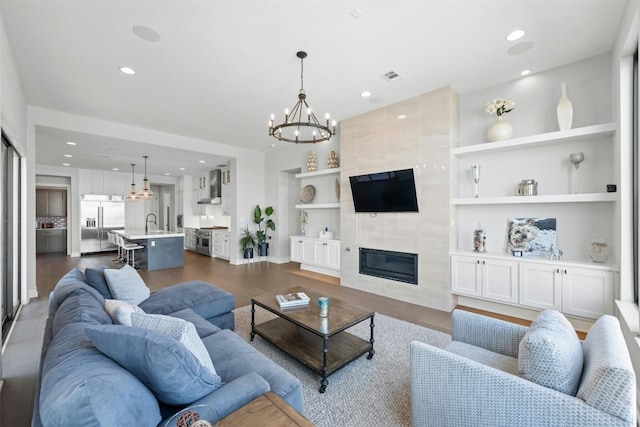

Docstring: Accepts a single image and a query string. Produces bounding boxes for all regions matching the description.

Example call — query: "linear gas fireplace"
[359,247,418,285]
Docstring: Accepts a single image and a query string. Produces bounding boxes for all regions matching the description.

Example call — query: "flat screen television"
[349,168,419,213]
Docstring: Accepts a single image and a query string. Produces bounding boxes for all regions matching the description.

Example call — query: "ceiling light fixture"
[268,51,336,143]
[64,154,72,158]
[138,155,154,200]
[520,69,531,76]
[361,90,372,98]
[66,141,76,146]
[506,30,525,41]
[127,164,139,202]
[119,66,136,75]
[62,163,70,166]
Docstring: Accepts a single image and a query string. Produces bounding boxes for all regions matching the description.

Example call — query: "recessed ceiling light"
[112,168,119,171]
[397,115,407,120]
[507,41,534,56]
[62,163,70,166]
[360,90,372,98]
[64,154,72,158]
[270,143,277,148]
[349,8,364,20]
[520,69,531,76]
[164,172,170,176]
[119,66,136,75]
[99,154,112,159]
[66,141,76,146]
[506,30,525,42]
[199,160,206,163]
[132,25,161,42]
[179,167,185,171]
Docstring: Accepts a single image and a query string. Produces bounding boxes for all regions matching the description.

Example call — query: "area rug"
[232,305,452,427]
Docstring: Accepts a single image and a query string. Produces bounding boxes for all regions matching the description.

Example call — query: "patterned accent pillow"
[103,265,150,305]
[518,310,584,395]
[131,312,216,375]
[105,299,145,326]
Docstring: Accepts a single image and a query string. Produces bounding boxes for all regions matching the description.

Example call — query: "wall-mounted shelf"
[295,203,340,209]
[295,168,341,179]
[452,122,616,157]
[452,192,617,205]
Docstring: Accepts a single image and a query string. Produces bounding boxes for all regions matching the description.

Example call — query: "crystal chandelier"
[138,155,154,200]
[126,164,139,202]
[268,51,336,143]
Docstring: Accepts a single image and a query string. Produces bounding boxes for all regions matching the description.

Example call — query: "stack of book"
[276,292,310,309]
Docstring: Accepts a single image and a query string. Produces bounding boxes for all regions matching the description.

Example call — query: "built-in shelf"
[295,168,341,179]
[452,192,618,205]
[295,203,340,209]
[452,122,616,157]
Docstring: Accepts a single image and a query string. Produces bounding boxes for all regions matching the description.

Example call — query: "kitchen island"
[112,229,185,271]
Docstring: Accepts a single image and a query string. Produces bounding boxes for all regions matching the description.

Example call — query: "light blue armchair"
[410,309,636,427]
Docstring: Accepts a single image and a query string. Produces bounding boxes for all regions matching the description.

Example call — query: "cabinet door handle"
[556,268,560,273]
[482,260,485,264]
[564,269,568,274]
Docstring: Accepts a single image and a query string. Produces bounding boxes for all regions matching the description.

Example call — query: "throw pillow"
[85,325,222,405]
[84,267,113,299]
[105,299,145,326]
[130,312,216,375]
[103,265,150,305]
[518,310,584,396]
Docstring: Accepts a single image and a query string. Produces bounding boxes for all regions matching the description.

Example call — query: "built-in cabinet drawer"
[212,231,230,260]
[451,252,615,320]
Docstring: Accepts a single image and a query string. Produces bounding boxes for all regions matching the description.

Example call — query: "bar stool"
[117,235,144,268]
[107,232,122,263]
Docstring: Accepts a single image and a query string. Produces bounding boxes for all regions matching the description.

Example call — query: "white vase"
[487,116,513,142]
[557,82,573,131]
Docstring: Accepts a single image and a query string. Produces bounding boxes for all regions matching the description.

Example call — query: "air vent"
[381,70,404,83]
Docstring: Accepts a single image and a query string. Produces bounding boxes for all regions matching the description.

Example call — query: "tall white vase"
[487,115,513,142]
[557,82,573,131]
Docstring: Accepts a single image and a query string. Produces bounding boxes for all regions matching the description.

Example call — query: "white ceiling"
[0,0,629,175]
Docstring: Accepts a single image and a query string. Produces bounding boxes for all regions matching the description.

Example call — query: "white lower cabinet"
[451,252,615,320]
[450,255,518,304]
[290,237,340,271]
[212,231,230,260]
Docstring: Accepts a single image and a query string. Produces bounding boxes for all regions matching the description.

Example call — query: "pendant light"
[138,155,154,200]
[126,164,139,202]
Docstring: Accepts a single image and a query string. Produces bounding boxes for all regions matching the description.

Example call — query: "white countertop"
[112,229,185,240]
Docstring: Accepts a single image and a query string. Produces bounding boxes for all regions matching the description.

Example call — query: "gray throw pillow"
[131,312,216,375]
[85,325,222,405]
[103,265,150,305]
[518,310,584,395]
[105,299,145,326]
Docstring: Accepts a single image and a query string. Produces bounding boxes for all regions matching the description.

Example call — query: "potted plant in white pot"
[239,226,257,259]
[253,205,275,256]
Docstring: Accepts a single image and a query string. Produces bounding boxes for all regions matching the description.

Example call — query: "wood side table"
[218,392,314,426]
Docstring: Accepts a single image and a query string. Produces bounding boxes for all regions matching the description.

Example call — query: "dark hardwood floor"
[36,250,454,333]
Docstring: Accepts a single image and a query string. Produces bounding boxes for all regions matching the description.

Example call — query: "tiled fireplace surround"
[340,86,459,311]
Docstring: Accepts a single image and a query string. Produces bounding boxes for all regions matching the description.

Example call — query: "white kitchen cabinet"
[192,174,208,215]
[79,170,128,196]
[184,228,197,251]
[452,252,616,319]
[221,166,231,185]
[450,254,518,304]
[290,236,340,271]
[212,231,230,260]
[220,175,232,216]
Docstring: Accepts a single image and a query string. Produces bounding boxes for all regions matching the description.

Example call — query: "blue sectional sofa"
[32,268,303,427]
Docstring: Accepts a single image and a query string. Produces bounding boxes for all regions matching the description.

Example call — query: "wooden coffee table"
[218,392,313,427]
[251,286,375,393]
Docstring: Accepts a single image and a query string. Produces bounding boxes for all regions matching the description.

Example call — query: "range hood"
[197,169,222,204]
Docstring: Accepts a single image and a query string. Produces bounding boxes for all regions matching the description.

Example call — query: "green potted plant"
[239,226,257,259]
[253,205,275,256]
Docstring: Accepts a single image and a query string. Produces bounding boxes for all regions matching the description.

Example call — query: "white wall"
[457,54,614,260]
[264,140,341,263]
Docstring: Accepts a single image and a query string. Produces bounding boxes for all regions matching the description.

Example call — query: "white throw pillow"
[131,312,216,375]
[103,265,150,305]
[105,299,145,326]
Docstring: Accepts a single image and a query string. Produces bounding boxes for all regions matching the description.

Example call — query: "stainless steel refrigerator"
[81,194,125,254]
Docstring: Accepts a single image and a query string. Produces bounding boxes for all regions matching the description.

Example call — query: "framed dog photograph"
[507,218,557,256]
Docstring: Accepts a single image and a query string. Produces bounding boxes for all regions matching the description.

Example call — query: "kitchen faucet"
[145,213,157,233]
